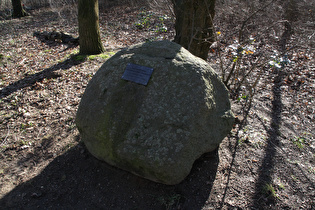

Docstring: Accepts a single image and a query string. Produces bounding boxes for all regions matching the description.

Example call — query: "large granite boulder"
[76,40,234,185]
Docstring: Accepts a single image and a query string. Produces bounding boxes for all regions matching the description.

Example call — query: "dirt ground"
[0,3,314,209]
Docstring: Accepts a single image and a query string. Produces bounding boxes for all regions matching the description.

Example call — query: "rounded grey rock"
[76,40,234,185]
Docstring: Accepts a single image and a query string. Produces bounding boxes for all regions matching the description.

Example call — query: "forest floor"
[0,4,314,210]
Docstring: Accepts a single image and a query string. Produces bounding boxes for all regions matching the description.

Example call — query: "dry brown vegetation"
[0,0,314,209]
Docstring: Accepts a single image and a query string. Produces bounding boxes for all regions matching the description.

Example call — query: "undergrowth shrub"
[212,0,313,110]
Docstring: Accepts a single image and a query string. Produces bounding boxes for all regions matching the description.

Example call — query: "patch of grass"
[88,54,107,60]
[20,122,34,130]
[0,54,11,64]
[237,94,249,102]
[262,183,278,199]
[72,54,87,61]
[291,136,306,149]
[68,124,76,131]
[0,145,7,152]
[70,51,115,61]
[278,183,285,190]
[134,9,169,33]
[291,132,313,149]
[62,142,75,151]
[44,49,52,53]
[88,52,116,60]
[19,139,30,146]
[71,49,79,54]
[85,73,93,79]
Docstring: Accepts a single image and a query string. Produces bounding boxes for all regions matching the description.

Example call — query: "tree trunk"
[173,0,215,60]
[11,0,27,18]
[78,0,104,55]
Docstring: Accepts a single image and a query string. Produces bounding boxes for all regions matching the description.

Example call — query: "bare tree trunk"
[11,0,27,18]
[78,0,104,55]
[173,0,215,60]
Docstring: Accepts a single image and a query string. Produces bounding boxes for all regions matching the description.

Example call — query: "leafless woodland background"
[1,0,315,209]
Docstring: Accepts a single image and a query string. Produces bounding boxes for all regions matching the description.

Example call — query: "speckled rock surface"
[76,40,234,185]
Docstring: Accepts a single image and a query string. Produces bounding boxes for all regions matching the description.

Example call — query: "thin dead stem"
[202,0,225,80]
[238,0,277,42]
[0,124,10,151]
[235,55,263,91]
[187,12,195,51]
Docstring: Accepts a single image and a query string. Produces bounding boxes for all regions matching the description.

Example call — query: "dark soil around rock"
[0,3,314,209]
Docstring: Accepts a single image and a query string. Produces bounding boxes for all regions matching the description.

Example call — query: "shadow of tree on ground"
[252,69,284,207]
[0,141,219,209]
[0,57,83,100]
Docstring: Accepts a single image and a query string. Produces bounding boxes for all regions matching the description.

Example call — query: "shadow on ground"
[0,140,219,209]
[0,57,83,100]
[32,31,79,49]
[251,68,284,207]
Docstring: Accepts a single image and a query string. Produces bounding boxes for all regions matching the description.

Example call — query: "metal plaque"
[122,63,154,86]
